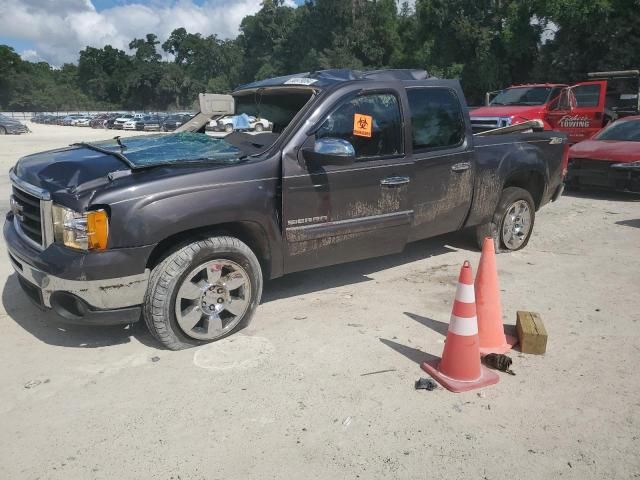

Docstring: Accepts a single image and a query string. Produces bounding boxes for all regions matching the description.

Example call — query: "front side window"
[317,93,403,159]
[407,88,465,150]
[549,89,571,111]
[548,87,564,103]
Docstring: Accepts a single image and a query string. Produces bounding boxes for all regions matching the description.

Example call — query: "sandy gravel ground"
[0,123,639,479]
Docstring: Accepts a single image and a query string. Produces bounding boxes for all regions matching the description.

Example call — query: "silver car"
[0,114,29,135]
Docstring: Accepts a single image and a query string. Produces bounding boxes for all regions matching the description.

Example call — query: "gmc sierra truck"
[4,69,567,350]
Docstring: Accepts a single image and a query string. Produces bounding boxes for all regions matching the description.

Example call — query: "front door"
[282,91,414,274]
[547,80,607,143]
[404,86,475,241]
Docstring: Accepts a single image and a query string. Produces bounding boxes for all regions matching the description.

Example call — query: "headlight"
[514,117,545,130]
[52,205,109,251]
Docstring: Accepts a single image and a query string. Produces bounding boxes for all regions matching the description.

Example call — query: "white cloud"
[397,0,416,10]
[20,49,44,62]
[0,0,278,65]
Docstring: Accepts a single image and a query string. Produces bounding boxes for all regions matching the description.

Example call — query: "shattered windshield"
[84,132,243,168]
[490,87,553,106]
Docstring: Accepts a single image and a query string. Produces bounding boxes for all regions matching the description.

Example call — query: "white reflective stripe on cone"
[449,314,479,336]
[455,282,475,304]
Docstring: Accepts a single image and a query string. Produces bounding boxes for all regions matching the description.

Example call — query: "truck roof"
[234,69,432,92]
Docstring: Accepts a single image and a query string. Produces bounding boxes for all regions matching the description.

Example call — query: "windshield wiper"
[114,136,127,152]
[72,141,135,169]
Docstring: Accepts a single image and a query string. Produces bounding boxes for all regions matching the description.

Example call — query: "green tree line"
[1,0,638,111]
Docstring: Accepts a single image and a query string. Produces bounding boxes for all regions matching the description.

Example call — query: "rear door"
[404,86,474,240]
[282,90,414,273]
[547,80,607,143]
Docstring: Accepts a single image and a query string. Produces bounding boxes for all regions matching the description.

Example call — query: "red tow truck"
[470,70,640,144]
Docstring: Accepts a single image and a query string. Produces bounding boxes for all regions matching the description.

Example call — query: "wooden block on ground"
[516,311,547,355]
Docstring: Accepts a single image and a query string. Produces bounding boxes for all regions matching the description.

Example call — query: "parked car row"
[26,112,272,134]
[30,112,194,132]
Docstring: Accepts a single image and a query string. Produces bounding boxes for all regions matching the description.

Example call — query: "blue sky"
[0,0,309,65]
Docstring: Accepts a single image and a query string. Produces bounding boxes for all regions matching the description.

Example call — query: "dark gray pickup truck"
[4,69,567,349]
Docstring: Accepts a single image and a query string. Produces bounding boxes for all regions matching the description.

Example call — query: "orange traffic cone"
[475,237,517,355]
[421,261,499,393]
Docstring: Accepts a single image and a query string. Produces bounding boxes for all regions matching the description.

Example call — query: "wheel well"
[504,171,545,209]
[145,222,271,277]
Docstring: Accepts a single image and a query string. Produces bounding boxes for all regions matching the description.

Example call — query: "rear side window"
[573,84,601,107]
[317,93,403,160]
[407,88,465,151]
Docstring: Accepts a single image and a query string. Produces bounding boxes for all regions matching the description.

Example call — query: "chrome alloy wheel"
[502,200,532,249]
[175,259,251,340]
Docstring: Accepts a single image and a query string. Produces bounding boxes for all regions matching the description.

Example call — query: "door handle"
[451,162,471,172]
[380,176,410,187]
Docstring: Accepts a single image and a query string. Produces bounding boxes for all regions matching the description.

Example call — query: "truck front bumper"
[567,158,640,193]
[4,216,150,325]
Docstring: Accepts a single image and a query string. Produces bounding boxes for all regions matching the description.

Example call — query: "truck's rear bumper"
[4,216,150,325]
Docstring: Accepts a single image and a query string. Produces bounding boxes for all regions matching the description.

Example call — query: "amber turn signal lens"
[87,210,109,250]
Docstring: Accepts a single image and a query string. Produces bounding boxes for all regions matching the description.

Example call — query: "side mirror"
[302,138,356,166]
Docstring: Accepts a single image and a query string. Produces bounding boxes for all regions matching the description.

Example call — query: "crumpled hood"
[13,145,128,194]
[13,132,250,195]
[569,140,640,163]
[12,133,268,209]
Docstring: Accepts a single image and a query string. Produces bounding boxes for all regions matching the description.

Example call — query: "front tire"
[143,236,263,350]
[475,187,536,252]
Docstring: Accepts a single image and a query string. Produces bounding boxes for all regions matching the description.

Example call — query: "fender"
[91,156,284,278]
[465,136,551,227]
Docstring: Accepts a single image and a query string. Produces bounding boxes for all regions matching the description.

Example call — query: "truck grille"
[470,116,512,133]
[11,186,43,245]
[570,158,611,172]
[9,172,53,250]
[568,158,621,188]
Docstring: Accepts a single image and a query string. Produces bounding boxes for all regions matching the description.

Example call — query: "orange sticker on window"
[353,113,372,138]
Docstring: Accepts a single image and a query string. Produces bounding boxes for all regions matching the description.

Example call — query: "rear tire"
[0,126,6,135]
[475,187,536,252]
[225,124,234,133]
[143,236,263,350]
[254,123,264,132]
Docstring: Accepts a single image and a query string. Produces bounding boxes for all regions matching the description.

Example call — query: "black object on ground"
[415,377,438,390]
[483,353,516,375]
